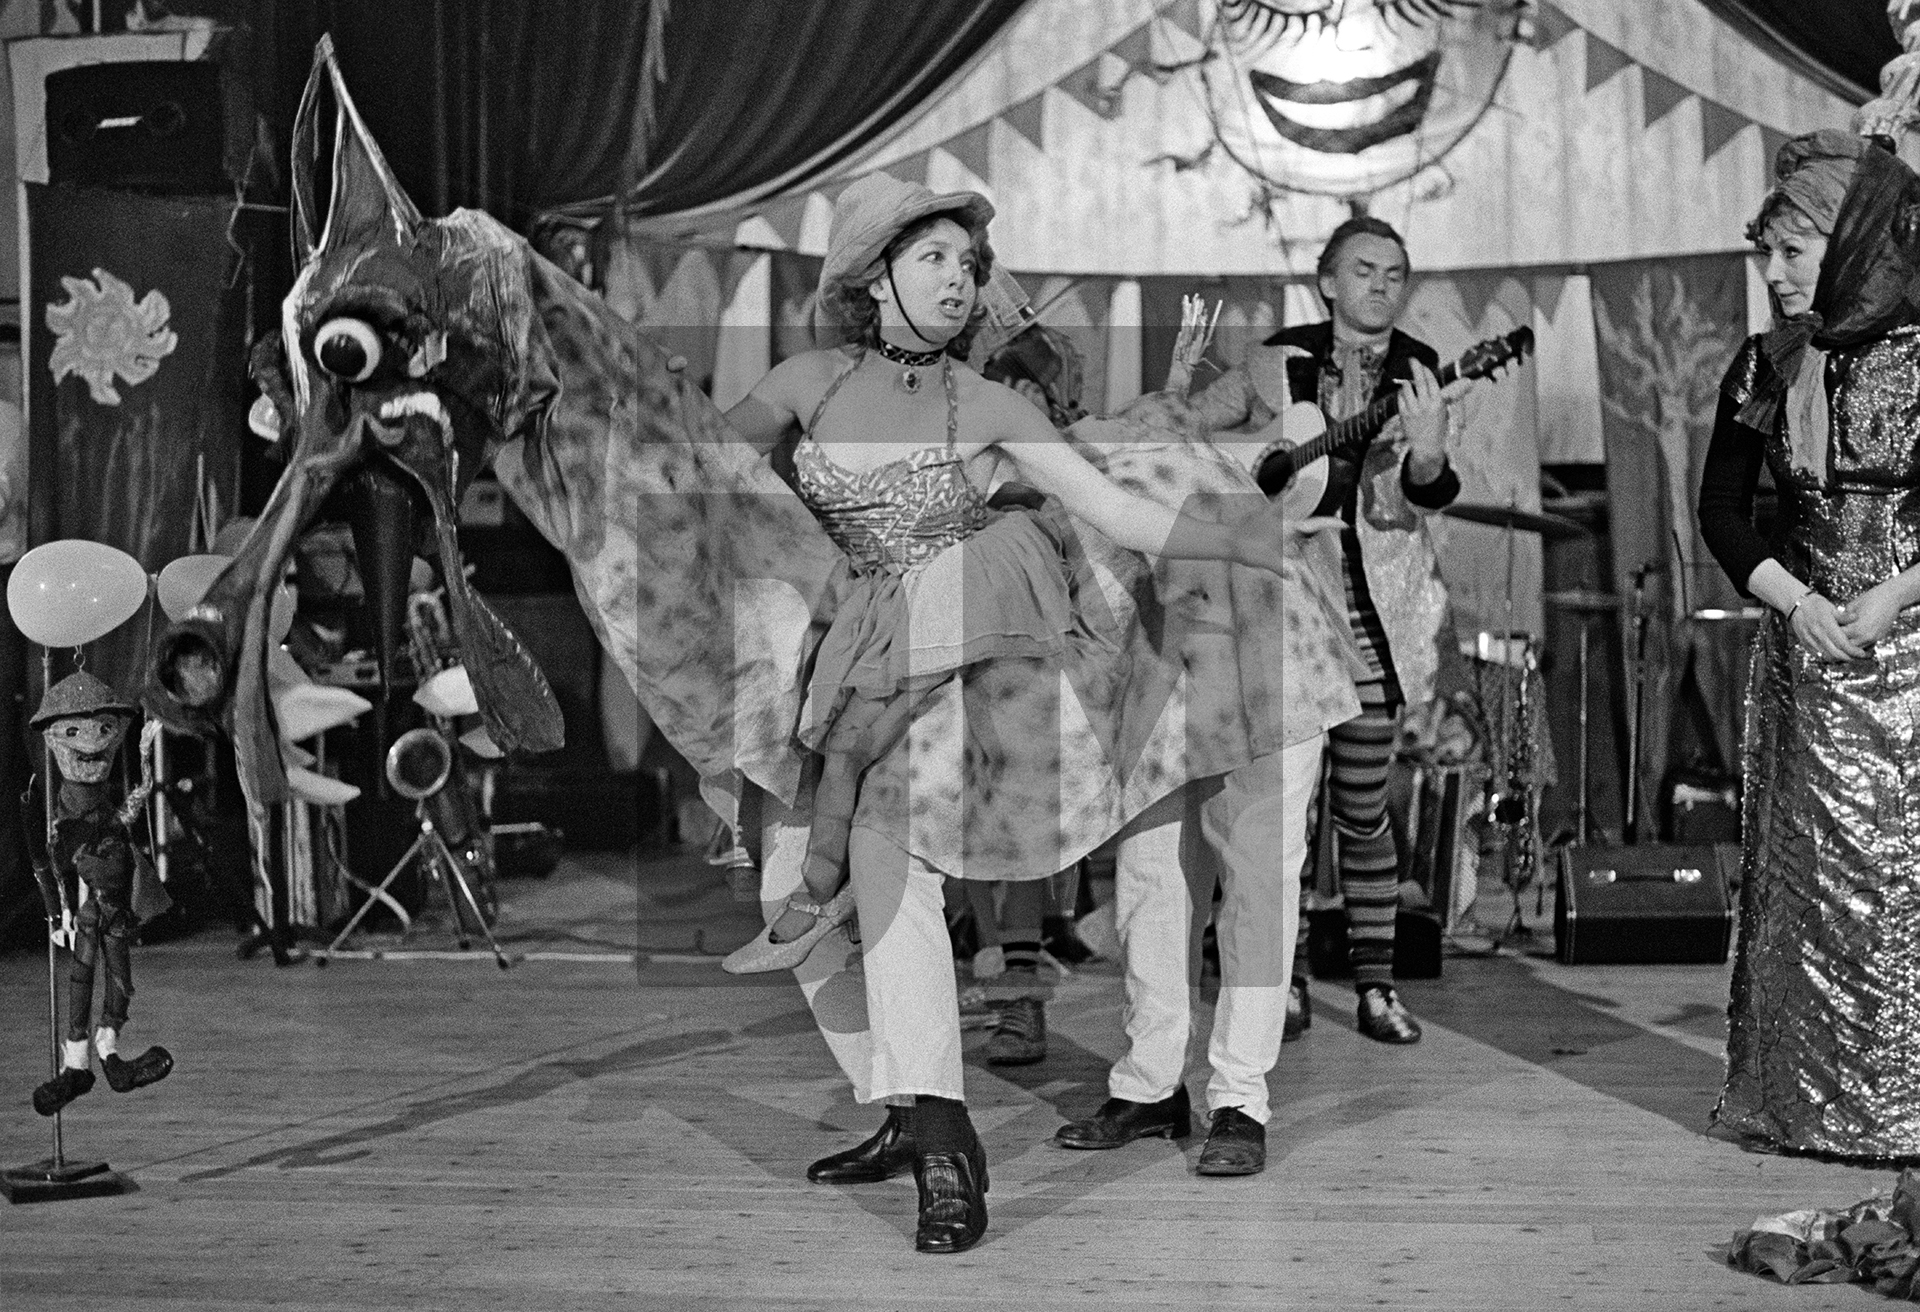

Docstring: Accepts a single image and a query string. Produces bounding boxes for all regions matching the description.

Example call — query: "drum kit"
[1439,498,1764,936]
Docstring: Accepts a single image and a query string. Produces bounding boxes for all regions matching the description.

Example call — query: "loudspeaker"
[46,61,226,194]
[1554,844,1735,965]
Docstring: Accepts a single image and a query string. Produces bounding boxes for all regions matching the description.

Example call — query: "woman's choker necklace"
[875,339,946,395]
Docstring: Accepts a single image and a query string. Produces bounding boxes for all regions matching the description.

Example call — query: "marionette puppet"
[26,671,174,1117]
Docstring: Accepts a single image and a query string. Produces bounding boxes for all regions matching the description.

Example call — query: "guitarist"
[1193,215,1464,1047]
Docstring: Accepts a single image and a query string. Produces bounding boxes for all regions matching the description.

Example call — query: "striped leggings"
[1325,681,1401,992]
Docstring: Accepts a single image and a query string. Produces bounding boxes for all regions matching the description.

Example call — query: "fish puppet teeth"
[378,391,453,447]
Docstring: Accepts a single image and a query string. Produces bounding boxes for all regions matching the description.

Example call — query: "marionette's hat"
[31,670,135,730]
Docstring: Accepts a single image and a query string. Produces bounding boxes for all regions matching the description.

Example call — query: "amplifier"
[1554,844,1735,965]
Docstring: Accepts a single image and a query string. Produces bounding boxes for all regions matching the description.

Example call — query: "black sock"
[1002,939,1043,973]
[912,1095,975,1157]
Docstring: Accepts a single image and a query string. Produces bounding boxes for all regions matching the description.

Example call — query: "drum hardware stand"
[318,727,509,969]
[1622,562,1658,846]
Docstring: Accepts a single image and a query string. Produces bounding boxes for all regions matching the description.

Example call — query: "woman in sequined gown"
[1699,129,1920,1160]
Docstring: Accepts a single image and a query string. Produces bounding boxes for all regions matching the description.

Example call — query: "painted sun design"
[46,267,179,406]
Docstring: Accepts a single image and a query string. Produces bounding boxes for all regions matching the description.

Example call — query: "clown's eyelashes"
[1221,0,1475,38]
[313,317,384,383]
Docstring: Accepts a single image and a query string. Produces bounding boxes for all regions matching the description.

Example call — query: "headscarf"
[1738,131,1920,480]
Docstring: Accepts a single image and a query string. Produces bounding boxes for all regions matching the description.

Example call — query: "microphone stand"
[1622,563,1656,846]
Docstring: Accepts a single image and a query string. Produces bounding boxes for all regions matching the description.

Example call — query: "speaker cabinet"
[1554,844,1735,965]
[45,60,225,194]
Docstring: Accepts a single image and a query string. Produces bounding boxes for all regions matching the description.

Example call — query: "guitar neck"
[1289,359,1461,466]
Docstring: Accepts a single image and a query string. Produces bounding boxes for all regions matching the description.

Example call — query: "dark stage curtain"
[1696,0,1899,105]
[205,0,1028,230]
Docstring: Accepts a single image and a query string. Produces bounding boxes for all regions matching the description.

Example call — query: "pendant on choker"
[876,341,943,396]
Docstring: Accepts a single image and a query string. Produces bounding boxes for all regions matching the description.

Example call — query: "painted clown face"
[1202,0,1525,196]
[44,712,131,785]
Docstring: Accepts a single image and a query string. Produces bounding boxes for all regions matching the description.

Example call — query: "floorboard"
[0,849,1894,1310]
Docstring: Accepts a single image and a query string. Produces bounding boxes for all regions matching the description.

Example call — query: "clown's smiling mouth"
[1249,51,1440,154]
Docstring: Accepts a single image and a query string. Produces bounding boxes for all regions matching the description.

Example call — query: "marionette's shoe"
[807,1105,916,1183]
[1195,1107,1267,1176]
[912,1138,989,1254]
[1282,975,1311,1043]
[721,888,856,974]
[1357,986,1423,1044]
[1053,1085,1192,1149]
[102,1046,174,1093]
[32,1067,94,1117]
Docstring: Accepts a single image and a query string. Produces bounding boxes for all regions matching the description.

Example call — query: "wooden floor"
[0,849,1896,1310]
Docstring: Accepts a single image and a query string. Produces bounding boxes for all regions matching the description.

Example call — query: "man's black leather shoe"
[102,1046,173,1093]
[1052,1085,1192,1149]
[1357,985,1423,1044]
[32,1067,93,1117]
[807,1105,915,1183]
[1196,1107,1266,1176]
[913,1142,988,1254]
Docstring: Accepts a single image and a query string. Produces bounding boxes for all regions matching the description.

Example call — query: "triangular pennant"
[1584,31,1633,92]
[1533,272,1572,323]
[761,193,807,250]
[1640,65,1691,129]
[1161,0,1204,41]
[719,248,758,305]
[888,151,930,186]
[943,121,995,183]
[1759,125,1791,180]
[1529,0,1580,51]
[1452,272,1502,329]
[1001,93,1046,152]
[1058,55,1124,120]
[1699,98,1751,161]
[1111,24,1161,81]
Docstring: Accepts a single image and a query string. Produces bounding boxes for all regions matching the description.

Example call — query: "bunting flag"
[1529,0,1797,179]
[1583,31,1633,93]
[747,2,1194,248]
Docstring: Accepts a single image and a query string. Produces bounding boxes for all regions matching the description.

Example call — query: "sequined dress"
[1711,327,1920,1158]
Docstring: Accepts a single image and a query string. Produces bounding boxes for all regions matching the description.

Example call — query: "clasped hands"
[1793,580,1912,662]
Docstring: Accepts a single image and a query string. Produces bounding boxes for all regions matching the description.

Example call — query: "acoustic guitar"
[1252,326,1535,519]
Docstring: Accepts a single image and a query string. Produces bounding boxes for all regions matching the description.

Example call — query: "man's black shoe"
[1196,1107,1266,1176]
[807,1105,915,1183]
[1052,1085,1192,1149]
[1357,985,1423,1044]
[101,1046,173,1093]
[912,1142,989,1254]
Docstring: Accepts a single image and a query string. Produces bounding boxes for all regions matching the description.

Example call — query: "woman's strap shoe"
[912,1145,988,1254]
[1052,1085,1192,1149]
[722,887,856,974]
[807,1106,915,1183]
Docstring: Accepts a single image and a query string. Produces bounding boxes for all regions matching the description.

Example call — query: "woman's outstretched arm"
[985,385,1336,574]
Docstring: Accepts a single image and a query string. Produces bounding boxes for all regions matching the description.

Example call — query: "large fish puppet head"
[145,36,565,805]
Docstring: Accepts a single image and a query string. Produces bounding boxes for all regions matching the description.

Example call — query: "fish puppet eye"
[312,317,384,384]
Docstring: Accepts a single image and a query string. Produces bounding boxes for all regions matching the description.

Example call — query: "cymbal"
[1441,502,1588,539]
[1543,589,1622,612]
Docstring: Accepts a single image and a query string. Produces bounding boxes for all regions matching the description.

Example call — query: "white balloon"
[155,553,234,622]
[6,539,148,647]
